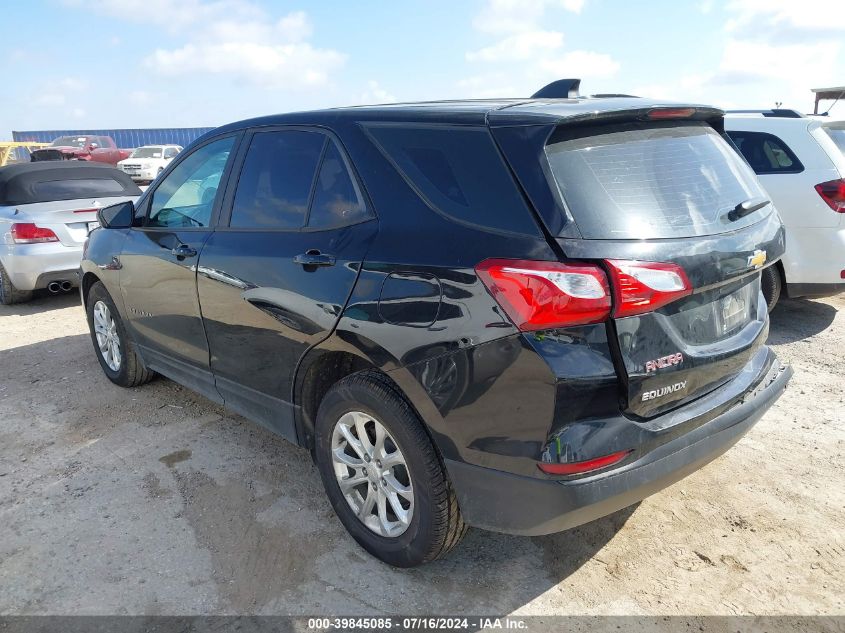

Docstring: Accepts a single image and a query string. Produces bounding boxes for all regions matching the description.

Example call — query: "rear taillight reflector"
[605,260,692,318]
[538,449,632,475]
[815,179,845,213]
[475,258,611,330]
[10,223,59,244]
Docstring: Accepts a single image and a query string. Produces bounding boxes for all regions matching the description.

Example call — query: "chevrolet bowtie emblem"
[747,250,767,269]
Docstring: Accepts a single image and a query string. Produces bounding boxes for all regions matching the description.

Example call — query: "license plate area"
[716,281,756,337]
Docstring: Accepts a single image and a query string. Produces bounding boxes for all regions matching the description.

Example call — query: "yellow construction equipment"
[0,142,50,167]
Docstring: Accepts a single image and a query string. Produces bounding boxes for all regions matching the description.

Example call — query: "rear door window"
[725,130,804,174]
[545,121,770,239]
[365,124,539,235]
[229,130,324,230]
[307,141,371,229]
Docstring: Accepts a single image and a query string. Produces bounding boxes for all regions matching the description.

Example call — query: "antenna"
[531,79,581,99]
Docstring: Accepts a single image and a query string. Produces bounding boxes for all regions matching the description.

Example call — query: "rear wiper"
[727,197,770,222]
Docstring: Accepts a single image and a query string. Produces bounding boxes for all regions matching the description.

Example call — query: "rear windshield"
[822,125,845,155]
[31,178,127,198]
[545,122,770,239]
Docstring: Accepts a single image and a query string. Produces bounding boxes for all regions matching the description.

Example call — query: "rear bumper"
[446,358,792,536]
[1,243,83,290]
[786,281,845,299]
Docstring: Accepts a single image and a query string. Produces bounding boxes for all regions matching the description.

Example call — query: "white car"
[0,162,140,304]
[725,111,845,308]
[117,144,182,183]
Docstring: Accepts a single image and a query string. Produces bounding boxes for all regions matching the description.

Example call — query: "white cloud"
[129,90,156,105]
[466,30,564,62]
[709,1,843,108]
[473,0,584,34]
[725,0,844,42]
[632,0,844,111]
[539,50,620,79]
[462,0,618,96]
[144,41,346,87]
[61,0,262,33]
[32,77,87,108]
[66,1,346,88]
[357,81,396,105]
[457,73,520,98]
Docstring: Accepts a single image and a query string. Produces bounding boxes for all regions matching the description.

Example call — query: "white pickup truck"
[117,144,182,184]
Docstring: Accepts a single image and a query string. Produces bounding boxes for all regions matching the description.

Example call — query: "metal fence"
[11,127,215,149]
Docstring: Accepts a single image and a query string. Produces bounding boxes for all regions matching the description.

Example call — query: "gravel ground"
[0,291,842,616]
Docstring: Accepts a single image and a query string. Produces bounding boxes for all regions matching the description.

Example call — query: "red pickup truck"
[30,135,132,165]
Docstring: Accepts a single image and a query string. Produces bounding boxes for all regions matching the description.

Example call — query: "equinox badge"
[642,381,688,402]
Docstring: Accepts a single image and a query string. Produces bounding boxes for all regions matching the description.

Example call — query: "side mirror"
[98,201,135,229]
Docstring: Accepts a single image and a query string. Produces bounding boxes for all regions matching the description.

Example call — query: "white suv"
[725,111,845,308]
[117,144,182,184]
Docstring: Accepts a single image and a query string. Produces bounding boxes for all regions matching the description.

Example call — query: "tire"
[0,262,32,305]
[761,266,782,313]
[85,281,155,387]
[314,370,467,567]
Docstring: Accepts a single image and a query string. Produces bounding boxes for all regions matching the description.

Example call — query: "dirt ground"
[0,290,842,616]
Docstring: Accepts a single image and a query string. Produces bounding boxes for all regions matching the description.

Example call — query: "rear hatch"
[495,110,785,418]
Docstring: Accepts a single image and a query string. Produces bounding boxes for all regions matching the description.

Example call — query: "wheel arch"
[80,271,101,307]
[293,333,446,455]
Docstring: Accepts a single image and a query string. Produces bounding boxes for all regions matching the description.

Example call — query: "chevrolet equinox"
[80,84,793,567]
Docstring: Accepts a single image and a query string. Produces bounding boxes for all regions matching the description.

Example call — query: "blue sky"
[2,0,843,137]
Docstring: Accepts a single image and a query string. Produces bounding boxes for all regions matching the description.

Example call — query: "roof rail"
[531,79,581,99]
[727,109,805,118]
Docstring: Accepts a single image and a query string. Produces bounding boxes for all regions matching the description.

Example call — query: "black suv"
[80,89,792,567]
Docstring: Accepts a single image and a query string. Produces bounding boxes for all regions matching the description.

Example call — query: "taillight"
[605,260,692,318]
[10,223,59,244]
[815,179,845,213]
[538,449,632,475]
[73,208,98,214]
[475,258,611,330]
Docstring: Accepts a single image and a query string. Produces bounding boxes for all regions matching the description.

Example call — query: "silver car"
[0,162,140,304]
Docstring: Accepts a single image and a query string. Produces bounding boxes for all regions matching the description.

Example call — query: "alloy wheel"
[93,300,122,372]
[331,411,414,537]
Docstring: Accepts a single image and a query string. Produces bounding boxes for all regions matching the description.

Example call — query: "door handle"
[171,244,198,259]
[293,250,336,267]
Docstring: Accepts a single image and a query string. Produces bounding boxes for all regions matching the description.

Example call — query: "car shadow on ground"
[0,330,639,615]
[767,297,837,345]
[0,290,79,316]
